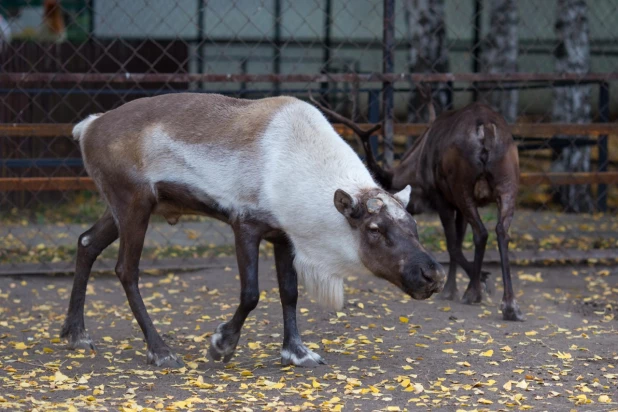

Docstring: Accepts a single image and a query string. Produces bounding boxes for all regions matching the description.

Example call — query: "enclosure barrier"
[1,0,616,275]
[1,121,617,191]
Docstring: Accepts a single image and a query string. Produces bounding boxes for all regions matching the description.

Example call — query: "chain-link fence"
[1,0,617,274]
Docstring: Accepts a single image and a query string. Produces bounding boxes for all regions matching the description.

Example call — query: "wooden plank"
[0,123,73,137]
[336,123,617,137]
[2,172,618,192]
[0,123,614,138]
[0,177,96,191]
[519,172,618,185]
[509,123,617,137]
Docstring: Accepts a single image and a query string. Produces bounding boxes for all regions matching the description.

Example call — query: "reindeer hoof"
[207,342,235,363]
[438,285,458,301]
[461,284,483,305]
[70,336,97,352]
[61,327,97,352]
[208,323,239,363]
[147,348,184,368]
[281,344,326,367]
[501,300,524,321]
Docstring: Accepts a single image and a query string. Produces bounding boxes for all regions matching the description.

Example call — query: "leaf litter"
[0,261,617,410]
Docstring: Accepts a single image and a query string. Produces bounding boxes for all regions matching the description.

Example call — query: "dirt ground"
[1,258,618,411]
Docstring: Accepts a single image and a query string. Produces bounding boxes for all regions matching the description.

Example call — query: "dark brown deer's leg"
[459,201,488,305]
[209,221,262,363]
[61,208,118,350]
[454,210,493,295]
[496,192,523,321]
[436,204,459,301]
[114,191,183,368]
[274,239,325,366]
[437,200,491,301]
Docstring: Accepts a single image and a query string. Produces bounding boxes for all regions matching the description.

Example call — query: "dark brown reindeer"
[62,93,446,368]
[310,91,522,321]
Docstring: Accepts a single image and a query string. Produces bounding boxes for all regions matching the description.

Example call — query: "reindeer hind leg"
[496,191,524,321]
[61,208,118,351]
[459,201,488,305]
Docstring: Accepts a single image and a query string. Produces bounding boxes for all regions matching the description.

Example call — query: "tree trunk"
[480,0,518,123]
[551,0,593,213]
[404,0,448,123]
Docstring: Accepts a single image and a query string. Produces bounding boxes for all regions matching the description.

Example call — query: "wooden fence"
[1,122,616,191]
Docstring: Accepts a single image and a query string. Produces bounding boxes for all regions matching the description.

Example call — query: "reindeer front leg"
[209,221,262,363]
[274,240,326,367]
[115,191,183,368]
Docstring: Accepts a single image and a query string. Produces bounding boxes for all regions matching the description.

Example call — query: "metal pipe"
[472,0,482,101]
[368,90,380,161]
[89,0,96,36]
[597,81,610,211]
[4,72,617,84]
[273,0,282,96]
[382,0,395,166]
[196,0,205,90]
[320,0,333,104]
[239,59,248,98]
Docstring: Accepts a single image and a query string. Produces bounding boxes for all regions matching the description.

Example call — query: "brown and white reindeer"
[310,90,522,321]
[62,93,446,368]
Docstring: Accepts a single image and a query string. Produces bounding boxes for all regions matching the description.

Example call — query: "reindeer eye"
[368,223,380,233]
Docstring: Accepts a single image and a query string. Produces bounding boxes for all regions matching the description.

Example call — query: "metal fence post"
[197,0,205,91]
[597,81,610,212]
[320,0,333,104]
[472,0,482,102]
[382,0,395,167]
[368,90,380,161]
[273,0,282,96]
[239,59,248,98]
[89,0,96,35]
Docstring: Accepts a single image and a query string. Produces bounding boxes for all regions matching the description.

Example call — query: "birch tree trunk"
[404,0,448,123]
[551,0,593,213]
[480,0,519,123]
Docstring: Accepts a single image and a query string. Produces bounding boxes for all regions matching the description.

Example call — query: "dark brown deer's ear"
[334,189,362,225]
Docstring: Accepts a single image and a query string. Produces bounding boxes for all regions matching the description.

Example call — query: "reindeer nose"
[423,261,446,292]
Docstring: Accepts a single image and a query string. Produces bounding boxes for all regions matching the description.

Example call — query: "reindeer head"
[309,92,445,299]
[334,186,445,300]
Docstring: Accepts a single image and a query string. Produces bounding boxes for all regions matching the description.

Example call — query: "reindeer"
[61,93,446,368]
[310,92,521,321]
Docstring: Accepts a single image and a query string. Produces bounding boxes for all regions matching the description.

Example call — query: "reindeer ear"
[394,185,412,208]
[334,189,361,225]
